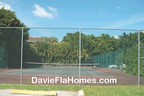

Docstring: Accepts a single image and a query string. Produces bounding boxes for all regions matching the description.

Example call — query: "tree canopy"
[0,8,29,68]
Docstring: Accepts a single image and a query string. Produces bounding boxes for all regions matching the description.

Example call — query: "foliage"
[0,8,29,68]
[124,46,138,75]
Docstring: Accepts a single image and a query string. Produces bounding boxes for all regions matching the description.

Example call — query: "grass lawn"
[0,84,144,96]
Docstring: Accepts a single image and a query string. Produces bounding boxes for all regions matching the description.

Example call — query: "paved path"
[0,89,84,96]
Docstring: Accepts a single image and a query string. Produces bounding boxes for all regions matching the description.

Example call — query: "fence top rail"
[0,27,143,31]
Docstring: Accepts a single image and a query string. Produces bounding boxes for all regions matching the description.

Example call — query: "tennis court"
[0,62,138,85]
[0,27,144,85]
[0,63,111,77]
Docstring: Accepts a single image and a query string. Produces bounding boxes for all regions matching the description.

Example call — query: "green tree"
[62,32,79,63]
[0,8,29,68]
[124,46,138,75]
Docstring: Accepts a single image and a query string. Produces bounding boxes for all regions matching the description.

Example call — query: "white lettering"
[32,77,37,84]
[31,77,117,84]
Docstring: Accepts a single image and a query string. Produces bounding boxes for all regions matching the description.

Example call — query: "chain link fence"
[0,27,143,85]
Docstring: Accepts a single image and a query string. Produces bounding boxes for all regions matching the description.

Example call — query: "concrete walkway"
[0,89,84,96]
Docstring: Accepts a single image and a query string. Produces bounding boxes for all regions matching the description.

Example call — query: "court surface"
[0,66,112,77]
[0,66,140,85]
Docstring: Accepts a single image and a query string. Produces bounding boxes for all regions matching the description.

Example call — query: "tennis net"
[24,62,99,69]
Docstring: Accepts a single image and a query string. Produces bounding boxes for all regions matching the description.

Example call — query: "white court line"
[82,68,114,78]
[82,68,100,77]
[56,67,62,73]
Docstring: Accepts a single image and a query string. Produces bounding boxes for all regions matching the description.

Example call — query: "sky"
[0,0,144,39]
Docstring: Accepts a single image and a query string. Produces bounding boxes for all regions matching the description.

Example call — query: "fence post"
[79,28,81,86]
[138,31,140,85]
[20,27,24,84]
